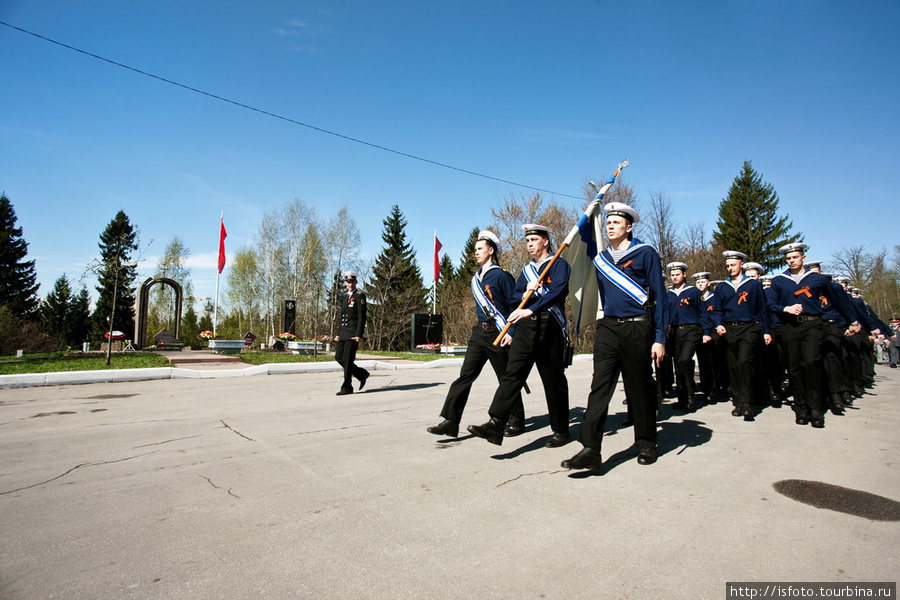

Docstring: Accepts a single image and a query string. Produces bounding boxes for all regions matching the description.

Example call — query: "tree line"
[2,160,899,356]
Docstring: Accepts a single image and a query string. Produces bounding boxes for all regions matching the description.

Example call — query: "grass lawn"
[0,348,454,375]
[0,352,170,375]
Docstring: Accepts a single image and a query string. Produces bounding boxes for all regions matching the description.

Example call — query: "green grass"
[0,347,455,375]
[0,352,170,375]
[357,350,454,362]
[238,352,336,365]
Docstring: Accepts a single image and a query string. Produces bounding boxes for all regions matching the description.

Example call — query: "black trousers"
[724,322,762,409]
[780,318,825,417]
[673,323,701,402]
[579,317,657,452]
[842,334,863,389]
[822,321,850,396]
[488,313,569,435]
[712,332,730,395]
[440,324,524,426]
[334,339,368,391]
[763,325,787,398]
[696,337,715,395]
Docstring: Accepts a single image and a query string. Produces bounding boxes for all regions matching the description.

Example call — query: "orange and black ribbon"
[794,286,812,298]
[737,291,749,305]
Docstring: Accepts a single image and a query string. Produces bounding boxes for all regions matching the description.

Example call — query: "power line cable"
[1,20,582,200]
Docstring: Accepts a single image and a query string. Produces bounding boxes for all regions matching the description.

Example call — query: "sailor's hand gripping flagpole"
[492,159,629,346]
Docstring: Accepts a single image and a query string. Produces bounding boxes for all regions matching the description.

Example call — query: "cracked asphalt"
[1,361,898,599]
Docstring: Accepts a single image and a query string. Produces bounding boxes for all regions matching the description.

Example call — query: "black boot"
[427,419,459,437]
[467,418,505,446]
[561,447,604,470]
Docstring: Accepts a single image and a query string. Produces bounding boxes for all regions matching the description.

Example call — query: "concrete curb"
[0,357,468,389]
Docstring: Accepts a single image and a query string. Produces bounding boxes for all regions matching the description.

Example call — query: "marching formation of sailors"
[422,202,891,472]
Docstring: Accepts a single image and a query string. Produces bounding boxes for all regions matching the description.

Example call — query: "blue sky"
[2,1,898,306]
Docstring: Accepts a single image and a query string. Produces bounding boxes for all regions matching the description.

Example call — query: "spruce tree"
[367,205,427,350]
[713,161,802,272]
[69,286,91,347]
[91,211,139,342]
[40,275,73,347]
[455,227,480,279]
[0,193,40,318]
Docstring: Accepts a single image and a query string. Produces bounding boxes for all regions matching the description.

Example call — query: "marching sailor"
[468,224,571,448]
[426,230,526,438]
[562,202,669,470]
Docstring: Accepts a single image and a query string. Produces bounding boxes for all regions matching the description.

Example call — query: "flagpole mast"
[432,231,439,315]
[214,211,224,334]
[492,159,629,345]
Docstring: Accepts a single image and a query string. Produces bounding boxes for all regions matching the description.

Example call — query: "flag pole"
[492,159,629,345]
[214,211,225,334]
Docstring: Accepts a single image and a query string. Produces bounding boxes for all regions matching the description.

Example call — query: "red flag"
[433,234,443,282]
[217,217,227,273]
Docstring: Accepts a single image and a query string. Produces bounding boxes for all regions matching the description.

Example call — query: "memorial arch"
[134,277,183,349]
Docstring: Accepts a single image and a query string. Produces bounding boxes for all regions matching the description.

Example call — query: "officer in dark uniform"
[711,251,771,421]
[561,202,668,470]
[468,224,571,448]
[334,271,369,396]
[426,230,526,438]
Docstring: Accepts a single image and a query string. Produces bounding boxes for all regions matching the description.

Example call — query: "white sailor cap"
[743,262,765,274]
[603,202,640,224]
[477,230,501,249]
[691,271,712,281]
[341,271,359,280]
[834,275,851,283]
[760,274,774,282]
[666,261,689,272]
[522,224,550,237]
[778,242,808,255]
[805,260,821,268]
[722,250,748,261]
[820,272,834,279]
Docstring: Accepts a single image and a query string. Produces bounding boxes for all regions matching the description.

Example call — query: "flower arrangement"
[277,332,297,342]
[197,330,218,340]
[317,335,331,342]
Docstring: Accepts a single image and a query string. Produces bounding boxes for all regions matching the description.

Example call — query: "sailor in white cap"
[468,223,572,448]
[561,201,669,470]
[768,242,859,427]
[711,250,771,421]
[691,271,719,400]
[743,262,765,280]
[427,230,526,438]
[334,271,369,395]
[665,261,708,411]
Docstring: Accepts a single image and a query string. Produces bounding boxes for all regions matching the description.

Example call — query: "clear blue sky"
[2,0,898,305]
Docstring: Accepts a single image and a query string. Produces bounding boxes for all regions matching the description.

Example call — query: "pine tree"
[713,161,802,272]
[0,193,40,318]
[455,227,480,279]
[367,205,427,350]
[39,275,73,346]
[91,211,139,343]
[69,286,91,346]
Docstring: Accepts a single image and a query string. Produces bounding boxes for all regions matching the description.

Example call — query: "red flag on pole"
[217,216,227,273]
[433,234,443,282]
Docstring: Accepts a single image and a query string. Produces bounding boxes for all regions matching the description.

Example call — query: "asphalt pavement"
[1,359,897,599]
